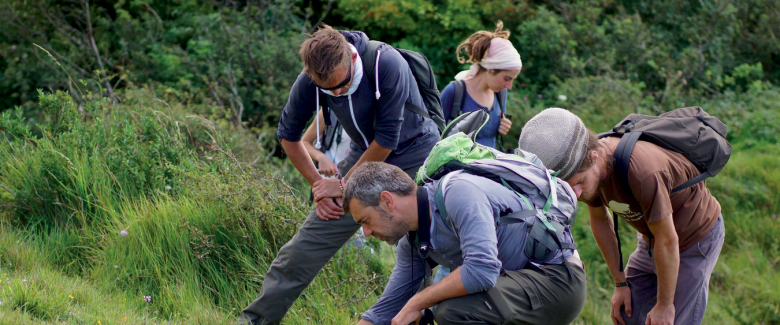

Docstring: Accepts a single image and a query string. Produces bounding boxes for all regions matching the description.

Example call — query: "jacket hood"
[339,30,370,56]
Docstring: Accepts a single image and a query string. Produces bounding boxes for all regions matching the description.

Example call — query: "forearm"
[344,140,392,180]
[653,235,679,306]
[302,140,328,164]
[281,139,323,186]
[589,207,626,282]
[406,267,469,311]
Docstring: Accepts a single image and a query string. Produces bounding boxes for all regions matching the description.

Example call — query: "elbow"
[657,236,678,250]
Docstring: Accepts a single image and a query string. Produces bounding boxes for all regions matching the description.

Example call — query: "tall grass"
[1,84,779,324]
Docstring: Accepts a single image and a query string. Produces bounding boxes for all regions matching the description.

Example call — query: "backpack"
[413,118,579,275]
[449,80,509,150]
[315,113,344,153]
[598,106,732,270]
[319,41,447,133]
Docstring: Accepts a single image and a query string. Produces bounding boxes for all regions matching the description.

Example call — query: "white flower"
[557,95,568,101]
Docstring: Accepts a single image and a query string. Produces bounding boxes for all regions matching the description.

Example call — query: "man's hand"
[498,116,512,136]
[314,197,343,221]
[391,303,423,325]
[357,320,374,325]
[312,178,343,202]
[645,304,674,325]
[611,286,632,325]
[317,157,339,176]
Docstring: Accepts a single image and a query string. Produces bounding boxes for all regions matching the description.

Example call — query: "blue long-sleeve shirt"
[361,173,576,324]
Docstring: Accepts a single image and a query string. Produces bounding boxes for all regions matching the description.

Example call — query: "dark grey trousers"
[241,160,420,325]
[434,262,587,325]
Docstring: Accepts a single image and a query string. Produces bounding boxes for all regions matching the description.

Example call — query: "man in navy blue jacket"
[241,25,439,324]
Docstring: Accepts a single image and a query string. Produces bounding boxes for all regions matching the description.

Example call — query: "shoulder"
[442,174,495,204]
[441,82,456,96]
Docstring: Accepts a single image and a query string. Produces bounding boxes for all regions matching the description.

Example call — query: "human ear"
[380,191,394,211]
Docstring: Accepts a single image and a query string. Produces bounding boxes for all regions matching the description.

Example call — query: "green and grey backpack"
[415,114,579,265]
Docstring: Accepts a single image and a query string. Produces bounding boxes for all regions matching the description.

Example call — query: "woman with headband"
[440,21,522,148]
[435,21,523,283]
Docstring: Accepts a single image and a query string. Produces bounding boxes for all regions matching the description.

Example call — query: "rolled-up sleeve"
[277,73,317,142]
[443,179,502,294]
[362,236,427,324]
[372,48,410,150]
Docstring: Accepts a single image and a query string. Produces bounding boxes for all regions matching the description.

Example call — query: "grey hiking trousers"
[241,160,420,325]
[620,215,725,325]
[434,261,587,325]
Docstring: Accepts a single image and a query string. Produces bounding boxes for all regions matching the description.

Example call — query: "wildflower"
[537,94,542,99]
[143,295,151,302]
[120,230,128,237]
[68,294,75,299]
[98,321,102,325]
[165,185,172,191]
[557,95,567,101]
[116,277,120,281]
[523,96,528,101]
[123,316,128,321]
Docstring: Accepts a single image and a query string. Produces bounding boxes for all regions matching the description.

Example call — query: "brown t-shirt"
[590,137,721,250]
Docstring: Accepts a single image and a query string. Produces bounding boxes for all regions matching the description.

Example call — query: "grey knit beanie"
[517,107,589,180]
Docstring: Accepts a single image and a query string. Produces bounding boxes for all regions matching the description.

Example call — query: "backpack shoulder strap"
[611,132,642,274]
[497,89,508,114]
[614,131,642,196]
[450,80,466,121]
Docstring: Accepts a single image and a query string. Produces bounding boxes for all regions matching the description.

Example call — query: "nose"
[362,226,372,237]
[572,185,583,198]
[506,82,513,90]
[332,88,343,96]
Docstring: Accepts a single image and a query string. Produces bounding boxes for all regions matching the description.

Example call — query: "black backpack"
[599,106,732,270]
[319,41,446,133]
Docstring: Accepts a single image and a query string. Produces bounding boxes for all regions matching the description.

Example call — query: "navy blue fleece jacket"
[277,31,439,170]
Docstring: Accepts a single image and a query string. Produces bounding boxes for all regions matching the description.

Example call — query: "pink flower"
[143,295,151,302]
[120,230,128,237]
[537,94,542,99]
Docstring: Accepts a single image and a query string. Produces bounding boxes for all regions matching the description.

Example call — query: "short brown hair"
[456,21,511,67]
[299,24,352,83]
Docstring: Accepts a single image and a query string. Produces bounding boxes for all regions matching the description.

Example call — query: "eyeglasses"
[319,63,352,91]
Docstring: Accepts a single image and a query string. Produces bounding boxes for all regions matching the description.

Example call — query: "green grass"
[1,85,779,324]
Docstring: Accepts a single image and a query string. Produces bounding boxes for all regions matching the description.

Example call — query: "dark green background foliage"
[1,0,779,324]
[2,0,778,127]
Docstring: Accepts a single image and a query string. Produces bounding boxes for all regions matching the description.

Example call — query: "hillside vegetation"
[1,0,779,324]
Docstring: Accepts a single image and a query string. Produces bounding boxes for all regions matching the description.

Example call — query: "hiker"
[518,108,726,325]
[346,161,586,325]
[435,21,523,283]
[301,109,351,177]
[240,24,443,324]
[440,21,520,149]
